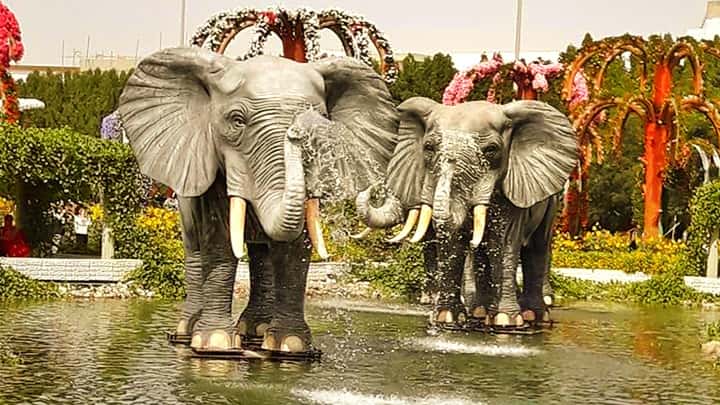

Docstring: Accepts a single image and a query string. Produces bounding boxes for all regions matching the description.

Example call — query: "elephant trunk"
[253,132,307,242]
[432,161,466,233]
[356,186,404,228]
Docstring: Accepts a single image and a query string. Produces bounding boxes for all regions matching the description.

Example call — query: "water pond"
[1,298,719,404]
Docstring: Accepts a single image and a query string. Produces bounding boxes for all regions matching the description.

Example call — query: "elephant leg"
[520,199,558,323]
[432,230,468,327]
[190,243,239,350]
[468,246,491,321]
[261,230,313,353]
[485,202,524,328]
[235,242,275,340]
[421,226,439,305]
[176,196,206,337]
[520,245,551,324]
[187,177,240,351]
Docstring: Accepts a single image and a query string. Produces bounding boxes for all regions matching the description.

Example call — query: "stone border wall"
[1,258,142,282]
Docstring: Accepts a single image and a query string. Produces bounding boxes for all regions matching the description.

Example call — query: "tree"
[389,53,457,102]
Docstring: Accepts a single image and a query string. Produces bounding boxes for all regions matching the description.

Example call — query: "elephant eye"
[228,110,246,131]
[482,144,500,158]
[423,142,436,152]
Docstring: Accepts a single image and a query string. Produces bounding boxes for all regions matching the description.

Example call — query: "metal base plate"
[190,347,322,362]
[166,331,191,345]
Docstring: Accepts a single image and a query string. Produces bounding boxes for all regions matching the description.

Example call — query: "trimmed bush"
[552,229,687,275]
[114,207,185,299]
[686,181,720,275]
[0,266,63,300]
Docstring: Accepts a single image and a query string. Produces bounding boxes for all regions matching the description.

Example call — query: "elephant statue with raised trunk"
[118,47,398,354]
[357,97,577,330]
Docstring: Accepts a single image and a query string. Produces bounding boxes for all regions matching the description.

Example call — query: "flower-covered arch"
[190,7,398,82]
[442,54,570,105]
[0,2,24,123]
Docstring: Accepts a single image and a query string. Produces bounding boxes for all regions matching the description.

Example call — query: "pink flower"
[569,70,589,108]
[442,53,503,105]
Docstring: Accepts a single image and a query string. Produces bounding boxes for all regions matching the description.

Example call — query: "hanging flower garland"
[510,60,564,93]
[191,7,398,82]
[442,53,504,105]
[298,8,320,61]
[0,70,19,123]
[100,110,123,141]
[0,3,23,69]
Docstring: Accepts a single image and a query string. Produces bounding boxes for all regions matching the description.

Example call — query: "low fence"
[2,257,143,282]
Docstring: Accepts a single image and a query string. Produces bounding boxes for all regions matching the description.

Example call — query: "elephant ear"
[502,100,578,208]
[118,47,234,197]
[387,97,437,207]
[310,57,399,195]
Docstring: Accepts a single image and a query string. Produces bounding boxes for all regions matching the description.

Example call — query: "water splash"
[313,299,427,317]
[407,337,541,357]
[292,388,480,405]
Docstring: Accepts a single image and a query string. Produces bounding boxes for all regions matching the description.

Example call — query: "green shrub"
[115,207,185,299]
[551,266,706,305]
[353,243,426,300]
[686,181,720,275]
[0,266,63,300]
[552,230,687,275]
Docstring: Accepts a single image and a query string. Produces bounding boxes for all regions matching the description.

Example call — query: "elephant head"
[119,48,397,255]
[358,96,577,245]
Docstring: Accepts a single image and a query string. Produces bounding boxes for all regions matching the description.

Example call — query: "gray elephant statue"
[357,97,577,329]
[118,47,398,354]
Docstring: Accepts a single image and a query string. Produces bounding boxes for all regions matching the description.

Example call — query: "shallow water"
[1,298,719,404]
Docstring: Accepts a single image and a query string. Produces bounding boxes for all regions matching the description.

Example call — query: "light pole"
[514,0,523,61]
[180,0,187,46]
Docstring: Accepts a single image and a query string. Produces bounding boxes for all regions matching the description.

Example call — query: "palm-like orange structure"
[191,7,398,81]
[562,35,720,238]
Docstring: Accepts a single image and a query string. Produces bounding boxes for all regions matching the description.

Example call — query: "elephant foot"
[521,308,552,325]
[260,321,313,354]
[190,328,241,351]
[469,306,487,322]
[487,312,526,329]
[167,313,200,345]
[431,304,467,329]
[235,312,272,349]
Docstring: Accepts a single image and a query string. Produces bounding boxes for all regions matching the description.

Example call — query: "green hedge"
[0,266,63,300]
[550,267,704,305]
[687,181,720,275]
[0,124,142,251]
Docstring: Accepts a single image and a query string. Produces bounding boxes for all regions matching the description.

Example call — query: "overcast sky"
[4,0,711,65]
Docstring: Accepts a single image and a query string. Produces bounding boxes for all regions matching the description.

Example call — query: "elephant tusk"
[470,205,488,249]
[409,205,433,243]
[350,227,372,240]
[230,197,247,258]
[305,198,330,260]
[387,208,420,243]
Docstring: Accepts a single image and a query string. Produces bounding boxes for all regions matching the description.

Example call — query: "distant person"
[628,223,639,252]
[163,192,178,211]
[73,206,92,252]
[0,214,29,257]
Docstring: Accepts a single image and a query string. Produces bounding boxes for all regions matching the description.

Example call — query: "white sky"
[4,0,711,65]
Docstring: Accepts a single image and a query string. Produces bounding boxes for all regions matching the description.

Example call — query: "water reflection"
[0,299,719,404]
